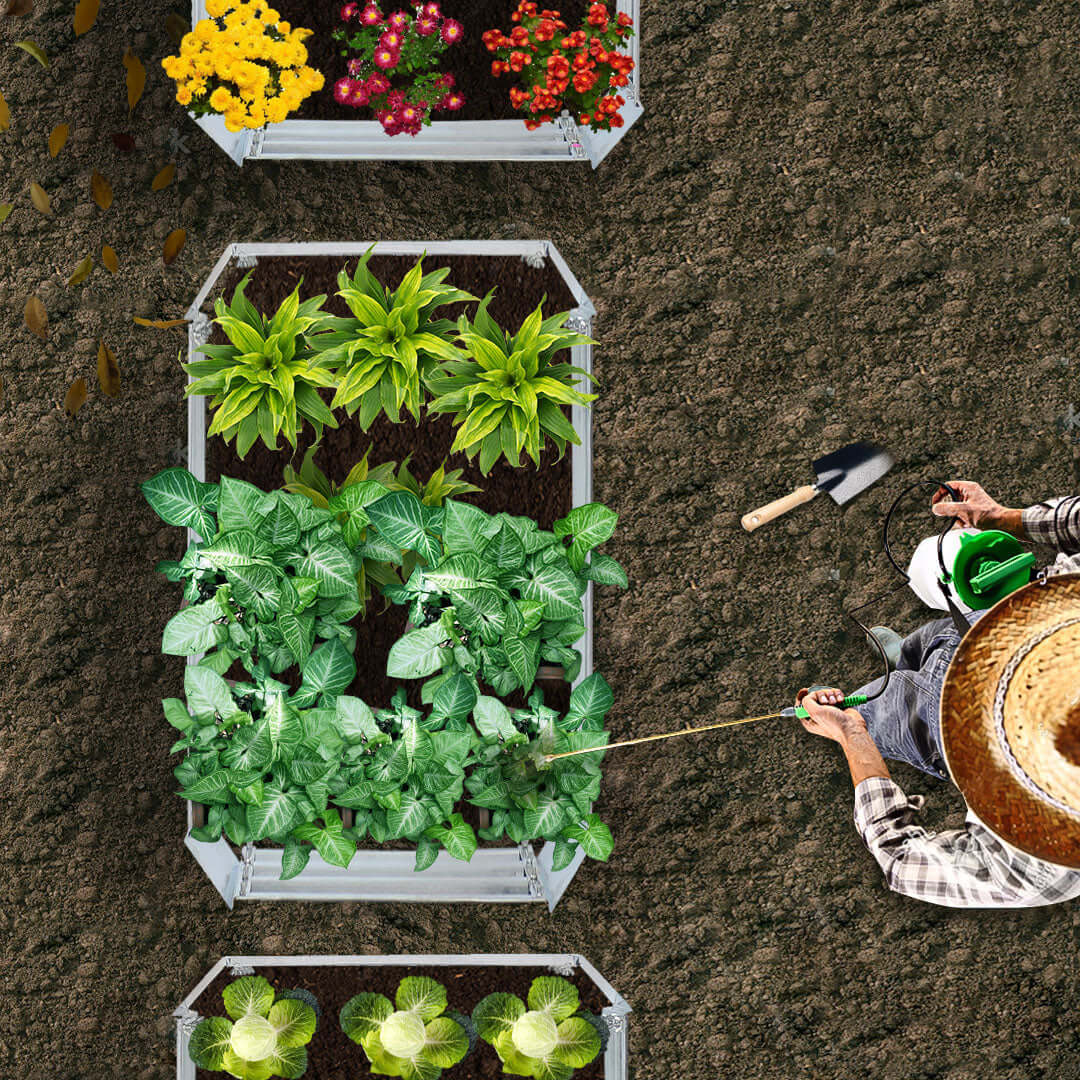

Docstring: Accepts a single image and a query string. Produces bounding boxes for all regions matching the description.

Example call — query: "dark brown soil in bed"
[205,253,580,715]
[192,963,608,1080]
[279,0,592,122]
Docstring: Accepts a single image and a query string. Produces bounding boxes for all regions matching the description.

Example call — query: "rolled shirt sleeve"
[852,777,1080,908]
[1023,497,1080,555]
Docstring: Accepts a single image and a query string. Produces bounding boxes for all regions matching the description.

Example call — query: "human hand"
[794,687,866,745]
[930,480,1022,534]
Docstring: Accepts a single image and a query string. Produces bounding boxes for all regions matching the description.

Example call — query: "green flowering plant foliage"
[472,977,602,1080]
[340,976,475,1080]
[465,675,614,869]
[424,296,597,474]
[143,468,366,680]
[384,498,625,700]
[184,271,338,458]
[188,975,318,1080]
[309,251,474,429]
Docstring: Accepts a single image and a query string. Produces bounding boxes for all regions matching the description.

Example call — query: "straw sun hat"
[941,573,1080,867]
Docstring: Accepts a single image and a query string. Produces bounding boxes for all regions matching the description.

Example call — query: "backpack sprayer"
[545,480,1038,764]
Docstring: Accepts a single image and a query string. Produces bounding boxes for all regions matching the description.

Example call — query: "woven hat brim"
[941,573,1080,867]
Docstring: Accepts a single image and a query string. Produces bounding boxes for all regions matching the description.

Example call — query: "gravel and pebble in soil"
[2,2,1080,1079]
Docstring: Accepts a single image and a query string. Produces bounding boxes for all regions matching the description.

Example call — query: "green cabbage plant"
[189,975,317,1080]
[384,498,626,699]
[184,272,337,458]
[309,251,474,429]
[425,297,596,473]
[472,977,602,1080]
[143,468,365,680]
[340,976,473,1080]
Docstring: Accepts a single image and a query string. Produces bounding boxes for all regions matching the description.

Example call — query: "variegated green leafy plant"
[188,976,318,1080]
[424,297,596,474]
[309,252,474,429]
[472,977,604,1080]
[184,272,337,458]
[340,977,475,1080]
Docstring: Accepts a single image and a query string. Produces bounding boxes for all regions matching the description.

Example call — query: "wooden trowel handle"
[741,485,819,532]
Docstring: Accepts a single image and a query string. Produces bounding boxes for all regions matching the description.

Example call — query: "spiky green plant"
[184,271,337,458]
[309,251,474,429]
[425,296,597,474]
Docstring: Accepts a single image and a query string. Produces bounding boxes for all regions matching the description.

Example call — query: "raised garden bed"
[175,954,630,1080]
[185,0,641,167]
[178,240,603,908]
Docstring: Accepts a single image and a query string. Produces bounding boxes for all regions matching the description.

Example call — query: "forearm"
[989,506,1026,539]
[839,716,890,787]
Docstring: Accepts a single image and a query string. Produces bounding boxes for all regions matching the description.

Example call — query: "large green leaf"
[267,1044,309,1080]
[431,672,477,721]
[523,795,567,841]
[280,836,312,880]
[142,467,218,538]
[519,563,582,620]
[178,769,232,805]
[582,552,628,587]
[220,1047,274,1080]
[296,638,356,705]
[567,673,613,723]
[441,498,497,554]
[422,1017,469,1069]
[218,476,270,532]
[246,781,302,839]
[184,663,235,721]
[277,611,315,665]
[386,793,433,839]
[503,633,540,692]
[265,694,304,761]
[292,809,355,869]
[291,538,357,598]
[424,813,476,862]
[553,503,617,572]
[341,993,394,1043]
[162,602,229,655]
[223,976,276,1021]
[387,623,448,680]
[267,998,317,1049]
[527,977,579,1022]
[563,814,614,861]
[473,696,516,741]
[336,695,384,745]
[201,529,275,571]
[367,491,441,565]
[396,976,447,1020]
[473,993,525,1044]
[189,1016,233,1070]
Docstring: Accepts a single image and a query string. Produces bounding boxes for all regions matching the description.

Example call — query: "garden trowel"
[741,441,895,532]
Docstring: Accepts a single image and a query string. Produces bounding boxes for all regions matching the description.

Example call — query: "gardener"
[797,482,1080,907]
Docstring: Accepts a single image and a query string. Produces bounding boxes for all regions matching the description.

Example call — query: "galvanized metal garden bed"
[183,240,597,909]
[187,0,641,167]
[174,953,631,1080]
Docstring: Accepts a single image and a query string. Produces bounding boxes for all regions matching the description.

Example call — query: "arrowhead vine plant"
[188,975,318,1080]
[472,976,604,1080]
[340,976,475,1079]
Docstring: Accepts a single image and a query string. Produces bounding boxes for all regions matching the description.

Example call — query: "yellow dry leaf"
[90,169,112,210]
[73,0,99,36]
[14,39,48,66]
[48,122,69,157]
[164,13,188,46]
[0,204,12,224]
[133,316,188,329]
[162,228,186,265]
[64,377,87,417]
[67,254,94,286]
[101,244,118,273]
[0,90,9,132]
[24,295,47,339]
[29,181,51,215]
[97,341,119,397]
[151,163,176,191]
[122,48,145,116]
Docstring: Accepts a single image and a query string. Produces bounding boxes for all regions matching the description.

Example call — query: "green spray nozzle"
[783,693,869,720]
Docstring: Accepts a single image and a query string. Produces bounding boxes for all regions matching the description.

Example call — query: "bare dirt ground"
[2,1,1080,1078]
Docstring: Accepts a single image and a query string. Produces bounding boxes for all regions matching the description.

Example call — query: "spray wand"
[543,694,869,762]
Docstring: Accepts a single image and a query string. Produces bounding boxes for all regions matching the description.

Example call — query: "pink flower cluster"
[335,3,465,135]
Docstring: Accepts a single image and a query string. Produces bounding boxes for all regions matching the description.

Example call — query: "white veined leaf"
[563,814,614,862]
[386,793,433,839]
[395,976,447,1020]
[473,993,525,1044]
[217,475,270,532]
[184,663,234,721]
[245,782,301,840]
[523,795,567,841]
[189,1017,234,1070]
[553,503,618,572]
[141,466,217,537]
[290,538,357,597]
[421,1016,469,1069]
[551,1016,601,1069]
[201,529,276,570]
[527,977,579,1022]
[222,976,276,1021]
[583,552,628,588]
[519,562,582,620]
[366,490,441,564]
[340,993,394,1043]
[567,673,614,722]
[386,623,448,680]
[162,601,229,655]
[295,638,356,704]
[472,695,516,741]
[440,498,498,554]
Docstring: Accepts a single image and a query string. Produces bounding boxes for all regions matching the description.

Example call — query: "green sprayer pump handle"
[786,693,869,720]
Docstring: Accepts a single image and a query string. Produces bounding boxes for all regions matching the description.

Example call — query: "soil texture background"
[2,2,1080,1080]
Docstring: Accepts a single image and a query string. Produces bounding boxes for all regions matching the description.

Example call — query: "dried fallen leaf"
[4,0,33,15]
[0,90,9,131]
[151,163,176,192]
[29,181,51,215]
[24,295,47,339]
[101,244,118,273]
[67,254,94,286]
[164,13,188,45]
[163,228,186,265]
[90,169,112,209]
[14,39,48,66]
[97,341,119,396]
[73,0,99,36]
[64,378,87,417]
[133,316,188,329]
[122,48,145,116]
[48,122,69,157]
[111,131,136,153]
[0,204,12,224]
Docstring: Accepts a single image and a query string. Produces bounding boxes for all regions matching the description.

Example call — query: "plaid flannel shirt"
[852,497,1080,908]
